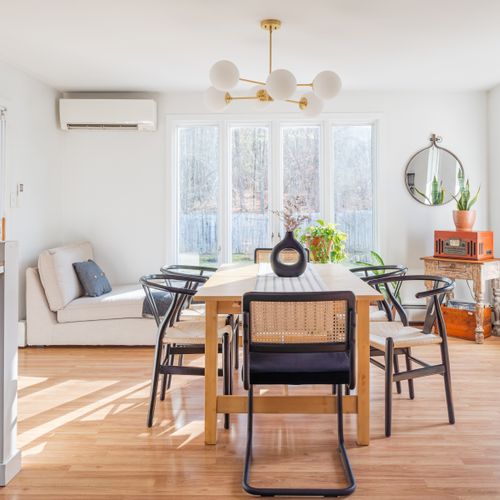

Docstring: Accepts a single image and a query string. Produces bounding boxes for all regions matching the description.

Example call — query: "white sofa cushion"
[38,242,93,311]
[57,284,145,323]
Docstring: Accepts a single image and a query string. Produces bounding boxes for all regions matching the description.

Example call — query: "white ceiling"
[1,0,500,92]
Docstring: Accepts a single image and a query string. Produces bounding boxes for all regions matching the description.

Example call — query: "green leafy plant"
[452,177,480,211]
[414,175,445,205]
[355,250,402,302]
[296,219,347,263]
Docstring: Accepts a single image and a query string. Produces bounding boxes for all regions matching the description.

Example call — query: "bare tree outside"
[231,126,269,262]
[282,126,321,226]
[177,123,374,265]
[333,125,373,260]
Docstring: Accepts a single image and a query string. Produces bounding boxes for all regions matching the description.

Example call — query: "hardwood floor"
[2,337,500,498]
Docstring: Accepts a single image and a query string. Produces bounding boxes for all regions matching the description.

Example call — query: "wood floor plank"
[1,337,499,498]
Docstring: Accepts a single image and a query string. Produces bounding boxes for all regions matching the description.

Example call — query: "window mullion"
[271,120,283,243]
[219,120,230,264]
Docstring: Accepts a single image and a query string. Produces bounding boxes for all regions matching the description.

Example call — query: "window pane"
[282,126,321,225]
[231,126,270,263]
[333,125,373,261]
[178,126,219,265]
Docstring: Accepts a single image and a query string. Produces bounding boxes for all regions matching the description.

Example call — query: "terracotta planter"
[306,236,333,263]
[453,210,476,232]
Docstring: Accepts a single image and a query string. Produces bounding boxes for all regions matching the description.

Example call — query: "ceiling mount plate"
[260,19,281,31]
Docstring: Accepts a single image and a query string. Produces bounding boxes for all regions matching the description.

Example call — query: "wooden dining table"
[195,262,383,446]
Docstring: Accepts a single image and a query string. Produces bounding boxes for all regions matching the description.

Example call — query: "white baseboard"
[18,320,26,348]
[0,449,21,486]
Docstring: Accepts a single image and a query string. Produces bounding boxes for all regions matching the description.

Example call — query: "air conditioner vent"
[67,123,140,130]
[59,99,157,131]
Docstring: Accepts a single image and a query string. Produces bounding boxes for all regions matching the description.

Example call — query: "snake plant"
[414,175,445,205]
[452,176,480,211]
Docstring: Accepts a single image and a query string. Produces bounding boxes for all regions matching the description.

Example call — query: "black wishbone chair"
[141,273,233,428]
[242,291,357,497]
[350,265,408,322]
[161,264,241,370]
[366,274,455,437]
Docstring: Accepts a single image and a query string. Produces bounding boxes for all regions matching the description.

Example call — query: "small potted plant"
[297,219,347,263]
[452,177,480,231]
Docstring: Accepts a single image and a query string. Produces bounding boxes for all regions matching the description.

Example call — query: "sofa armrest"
[26,267,57,345]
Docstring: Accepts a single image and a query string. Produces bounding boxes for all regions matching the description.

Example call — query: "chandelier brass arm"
[205,18,342,116]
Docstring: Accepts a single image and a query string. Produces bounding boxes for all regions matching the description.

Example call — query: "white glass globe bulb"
[300,92,324,118]
[204,87,230,111]
[266,69,297,101]
[251,86,272,109]
[312,70,342,100]
[209,60,240,91]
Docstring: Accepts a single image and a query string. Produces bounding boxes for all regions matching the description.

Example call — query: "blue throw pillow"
[73,260,112,297]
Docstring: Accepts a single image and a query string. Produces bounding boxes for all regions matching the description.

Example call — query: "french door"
[173,119,375,265]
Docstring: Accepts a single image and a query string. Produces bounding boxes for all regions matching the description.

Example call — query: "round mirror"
[405,134,464,206]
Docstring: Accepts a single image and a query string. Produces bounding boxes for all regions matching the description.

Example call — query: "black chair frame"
[141,273,233,428]
[241,291,356,497]
[366,274,455,437]
[161,264,241,371]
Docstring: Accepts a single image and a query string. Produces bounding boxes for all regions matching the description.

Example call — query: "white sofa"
[26,241,155,346]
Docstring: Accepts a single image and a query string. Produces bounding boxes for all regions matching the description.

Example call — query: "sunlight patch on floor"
[19,379,118,421]
[18,381,149,447]
[18,376,48,391]
[22,441,47,457]
[170,420,204,448]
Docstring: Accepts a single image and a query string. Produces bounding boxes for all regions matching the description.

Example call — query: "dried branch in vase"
[272,196,311,232]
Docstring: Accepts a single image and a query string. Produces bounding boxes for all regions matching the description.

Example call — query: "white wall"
[0,61,63,316]
[60,91,488,301]
[488,85,500,257]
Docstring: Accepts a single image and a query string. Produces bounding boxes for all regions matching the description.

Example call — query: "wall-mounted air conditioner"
[59,99,157,131]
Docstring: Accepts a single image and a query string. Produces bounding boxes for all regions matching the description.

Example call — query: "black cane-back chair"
[141,273,234,428]
[366,274,455,437]
[241,291,357,497]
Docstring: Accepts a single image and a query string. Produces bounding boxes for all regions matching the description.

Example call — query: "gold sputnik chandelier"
[205,19,342,117]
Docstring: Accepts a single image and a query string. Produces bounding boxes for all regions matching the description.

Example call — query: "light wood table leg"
[356,299,370,446]
[492,278,500,337]
[204,300,219,444]
[474,279,485,344]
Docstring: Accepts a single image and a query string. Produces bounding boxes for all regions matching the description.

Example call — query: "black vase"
[270,231,308,277]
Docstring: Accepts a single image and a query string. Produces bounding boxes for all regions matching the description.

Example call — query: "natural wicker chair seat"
[370,321,442,350]
[162,319,232,345]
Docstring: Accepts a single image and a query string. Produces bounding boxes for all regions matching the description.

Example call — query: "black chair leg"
[385,338,394,437]
[344,386,350,395]
[394,353,402,394]
[233,317,240,371]
[242,383,356,497]
[147,337,164,427]
[441,341,455,425]
[405,348,415,400]
[160,344,171,401]
[332,385,337,395]
[223,332,231,430]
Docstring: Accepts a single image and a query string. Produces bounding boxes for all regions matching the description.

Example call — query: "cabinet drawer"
[436,261,468,274]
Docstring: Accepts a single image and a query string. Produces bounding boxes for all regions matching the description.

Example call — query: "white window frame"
[166,113,382,265]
